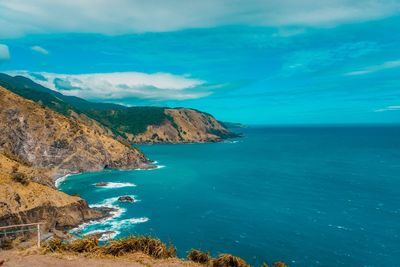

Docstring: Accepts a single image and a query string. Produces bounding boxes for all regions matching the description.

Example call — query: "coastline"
[54,161,164,239]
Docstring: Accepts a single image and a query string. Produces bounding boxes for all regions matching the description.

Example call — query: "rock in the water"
[95,182,108,187]
[118,196,134,202]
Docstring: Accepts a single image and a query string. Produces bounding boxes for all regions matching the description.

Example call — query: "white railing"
[0,223,45,248]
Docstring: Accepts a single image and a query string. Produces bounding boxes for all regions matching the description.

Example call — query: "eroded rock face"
[0,200,102,229]
[0,86,150,229]
[0,86,150,178]
[128,108,238,144]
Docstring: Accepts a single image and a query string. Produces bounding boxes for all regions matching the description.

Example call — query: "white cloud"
[0,0,399,38]
[0,44,10,61]
[345,60,400,76]
[30,45,49,55]
[8,71,211,101]
[374,105,400,112]
[283,42,381,74]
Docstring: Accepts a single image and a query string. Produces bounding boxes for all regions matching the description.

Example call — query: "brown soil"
[0,250,200,267]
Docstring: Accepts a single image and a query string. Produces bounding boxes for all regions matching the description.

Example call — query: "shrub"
[102,236,176,259]
[272,262,288,267]
[44,238,66,252]
[187,249,211,264]
[212,254,250,267]
[69,237,99,253]
[11,172,29,185]
[0,237,13,250]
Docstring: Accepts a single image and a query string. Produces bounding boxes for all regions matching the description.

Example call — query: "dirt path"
[0,250,198,267]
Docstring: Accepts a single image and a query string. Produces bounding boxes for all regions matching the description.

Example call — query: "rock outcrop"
[0,86,150,228]
[0,86,150,179]
[128,108,237,143]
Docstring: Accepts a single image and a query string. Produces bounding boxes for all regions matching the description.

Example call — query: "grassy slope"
[0,74,173,136]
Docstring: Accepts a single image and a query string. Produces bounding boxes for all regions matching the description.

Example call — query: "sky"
[1,1,400,125]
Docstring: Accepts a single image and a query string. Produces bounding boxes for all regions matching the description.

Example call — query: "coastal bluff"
[0,86,150,228]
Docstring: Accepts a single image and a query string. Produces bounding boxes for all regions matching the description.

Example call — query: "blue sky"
[1,1,400,124]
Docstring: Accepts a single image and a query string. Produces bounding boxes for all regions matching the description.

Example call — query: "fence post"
[37,223,41,248]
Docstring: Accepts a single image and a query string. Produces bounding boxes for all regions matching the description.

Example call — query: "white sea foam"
[55,174,72,188]
[70,196,147,240]
[224,140,240,144]
[151,165,165,170]
[94,182,136,188]
[135,164,165,171]
[84,230,119,241]
[95,195,139,205]
[70,203,125,235]
[110,217,150,228]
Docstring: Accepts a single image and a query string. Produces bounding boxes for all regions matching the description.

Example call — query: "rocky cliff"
[0,86,150,228]
[129,108,236,143]
[0,86,150,179]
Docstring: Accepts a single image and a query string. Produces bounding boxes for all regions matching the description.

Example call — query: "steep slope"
[0,86,150,227]
[0,86,149,178]
[0,153,101,228]
[129,108,235,143]
[0,73,239,144]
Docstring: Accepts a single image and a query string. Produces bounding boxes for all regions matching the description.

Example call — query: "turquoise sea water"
[59,126,400,267]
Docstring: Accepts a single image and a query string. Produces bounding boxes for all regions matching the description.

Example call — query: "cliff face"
[0,153,102,228]
[0,86,150,228]
[128,108,237,143]
[0,86,149,178]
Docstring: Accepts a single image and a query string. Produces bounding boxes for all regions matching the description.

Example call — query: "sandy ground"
[0,250,199,267]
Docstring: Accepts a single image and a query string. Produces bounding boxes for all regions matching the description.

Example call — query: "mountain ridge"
[0,73,239,144]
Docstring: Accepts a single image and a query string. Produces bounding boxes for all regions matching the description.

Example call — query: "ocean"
[58,126,400,267]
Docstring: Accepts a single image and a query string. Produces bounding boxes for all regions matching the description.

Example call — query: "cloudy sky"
[1,0,400,124]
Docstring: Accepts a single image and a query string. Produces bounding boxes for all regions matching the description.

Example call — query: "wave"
[54,174,72,188]
[223,140,240,144]
[150,164,165,170]
[135,164,165,171]
[94,196,139,205]
[94,182,136,188]
[84,230,119,241]
[70,196,147,241]
[110,217,149,229]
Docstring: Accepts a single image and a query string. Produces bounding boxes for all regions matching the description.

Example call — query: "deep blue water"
[59,126,400,267]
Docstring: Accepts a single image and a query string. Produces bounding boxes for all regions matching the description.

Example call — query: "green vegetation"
[0,74,78,117]
[84,106,169,135]
[0,73,174,136]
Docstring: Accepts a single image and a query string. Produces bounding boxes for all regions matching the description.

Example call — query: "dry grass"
[187,249,211,264]
[68,238,99,253]
[102,236,176,259]
[44,236,288,267]
[211,254,250,267]
[272,262,288,267]
[44,236,176,259]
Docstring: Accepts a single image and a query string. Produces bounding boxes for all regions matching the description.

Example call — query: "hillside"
[0,73,238,144]
[0,85,150,227]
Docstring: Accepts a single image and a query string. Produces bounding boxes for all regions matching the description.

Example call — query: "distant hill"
[0,73,238,143]
[222,122,247,129]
